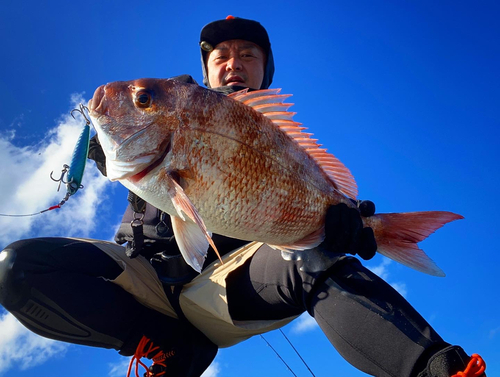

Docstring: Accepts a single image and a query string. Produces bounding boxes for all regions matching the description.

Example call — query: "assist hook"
[71,103,91,126]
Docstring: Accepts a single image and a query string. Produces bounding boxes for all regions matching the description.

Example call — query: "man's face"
[206,39,265,89]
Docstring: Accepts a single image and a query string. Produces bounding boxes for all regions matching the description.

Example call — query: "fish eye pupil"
[136,91,151,107]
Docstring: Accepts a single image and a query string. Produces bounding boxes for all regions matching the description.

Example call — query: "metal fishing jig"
[0,104,92,217]
[55,103,92,203]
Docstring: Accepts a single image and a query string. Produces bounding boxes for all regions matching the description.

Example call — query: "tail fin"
[368,211,464,277]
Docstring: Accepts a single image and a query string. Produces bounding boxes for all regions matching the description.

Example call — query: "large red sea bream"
[88,78,462,274]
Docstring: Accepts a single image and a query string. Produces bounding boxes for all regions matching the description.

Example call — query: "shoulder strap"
[127,191,147,213]
[125,191,146,258]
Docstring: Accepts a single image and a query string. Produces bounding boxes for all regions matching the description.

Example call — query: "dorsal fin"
[228,88,281,101]
[227,88,249,100]
[231,89,358,199]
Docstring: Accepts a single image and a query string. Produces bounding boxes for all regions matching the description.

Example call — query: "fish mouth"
[88,84,106,117]
[128,138,172,183]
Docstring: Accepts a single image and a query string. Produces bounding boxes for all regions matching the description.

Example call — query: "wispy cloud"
[367,257,391,280]
[108,357,131,377]
[489,326,500,339]
[367,257,408,298]
[0,310,69,375]
[291,312,319,334]
[202,361,221,377]
[389,282,408,298]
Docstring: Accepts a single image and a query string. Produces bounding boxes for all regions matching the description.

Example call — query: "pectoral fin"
[170,215,209,272]
[166,172,222,272]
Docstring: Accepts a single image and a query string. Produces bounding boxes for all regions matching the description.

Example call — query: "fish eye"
[135,91,152,108]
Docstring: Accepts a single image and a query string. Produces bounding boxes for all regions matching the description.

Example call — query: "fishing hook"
[50,164,70,191]
[71,103,91,125]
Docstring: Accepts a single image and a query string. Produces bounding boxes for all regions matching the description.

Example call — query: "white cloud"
[108,357,131,377]
[0,93,111,248]
[367,257,408,298]
[290,312,319,334]
[106,357,221,377]
[390,282,408,298]
[489,326,500,339]
[202,361,221,377]
[367,257,391,280]
[0,310,69,374]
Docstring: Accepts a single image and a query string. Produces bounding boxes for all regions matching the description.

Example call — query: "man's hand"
[322,202,377,260]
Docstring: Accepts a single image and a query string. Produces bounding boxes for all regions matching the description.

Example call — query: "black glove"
[322,201,377,260]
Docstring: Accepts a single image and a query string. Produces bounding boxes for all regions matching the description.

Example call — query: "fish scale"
[183,127,326,240]
[89,78,462,275]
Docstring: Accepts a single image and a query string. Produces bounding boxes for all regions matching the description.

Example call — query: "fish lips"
[88,85,105,114]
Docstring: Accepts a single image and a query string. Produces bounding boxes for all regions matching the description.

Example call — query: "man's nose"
[226,57,242,71]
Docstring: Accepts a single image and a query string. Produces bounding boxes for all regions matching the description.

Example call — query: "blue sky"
[0,1,499,376]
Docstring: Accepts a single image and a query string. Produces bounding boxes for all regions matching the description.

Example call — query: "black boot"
[416,345,486,377]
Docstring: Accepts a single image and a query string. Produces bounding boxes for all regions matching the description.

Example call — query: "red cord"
[452,354,486,377]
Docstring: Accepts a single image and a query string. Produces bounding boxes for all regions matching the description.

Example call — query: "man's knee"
[0,240,124,350]
[0,245,25,309]
[0,238,68,309]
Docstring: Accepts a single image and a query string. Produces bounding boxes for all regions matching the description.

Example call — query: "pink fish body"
[88,78,462,274]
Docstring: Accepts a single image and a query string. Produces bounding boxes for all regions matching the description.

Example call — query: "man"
[0,16,486,377]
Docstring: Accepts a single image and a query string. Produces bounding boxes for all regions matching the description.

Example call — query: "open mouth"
[129,138,171,183]
[225,76,245,85]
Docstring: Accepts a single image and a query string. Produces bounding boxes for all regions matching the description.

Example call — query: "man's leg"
[226,245,481,377]
[0,237,217,376]
[0,237,144,350]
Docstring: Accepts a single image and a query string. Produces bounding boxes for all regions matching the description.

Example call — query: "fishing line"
[279,329,316,376]
[0,104,92,217]
[260,334,299,377]
[260,329,316,377]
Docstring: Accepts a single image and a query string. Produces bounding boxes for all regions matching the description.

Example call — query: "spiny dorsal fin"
[231,89,358,199]
[228,88,280,101]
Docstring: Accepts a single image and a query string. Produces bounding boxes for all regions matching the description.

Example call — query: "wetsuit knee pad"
[415,345,484,377]
[0,246,30,310]
[0,244,123,350]
[281,247,348,275]
[281,247,356,315]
